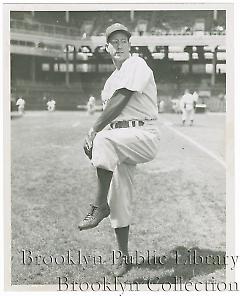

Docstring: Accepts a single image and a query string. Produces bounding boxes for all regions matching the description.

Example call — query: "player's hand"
[83,128,97,159]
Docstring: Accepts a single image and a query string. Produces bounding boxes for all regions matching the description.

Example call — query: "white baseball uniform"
[91,55,160,228]
[47,100,56,112]
[180,93,198,122]
[16,98,25,114]
[87,96,96,115]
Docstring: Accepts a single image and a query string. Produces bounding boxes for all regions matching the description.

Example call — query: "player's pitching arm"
[83,88,133,159]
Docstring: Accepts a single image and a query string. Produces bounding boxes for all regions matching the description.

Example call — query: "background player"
[87,95,96,115]
[16,96,25,115]
[47,99,56,112]
[180,89,198,126]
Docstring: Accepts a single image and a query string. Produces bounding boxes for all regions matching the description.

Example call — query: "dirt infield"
[10,111,226,288]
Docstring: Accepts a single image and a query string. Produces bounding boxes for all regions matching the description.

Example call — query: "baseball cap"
[106,23,131,42]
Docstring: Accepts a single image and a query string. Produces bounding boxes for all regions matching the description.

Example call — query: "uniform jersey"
[87,97,95,107]
[16,98,25,107]
[88,96,95,103]
[101,55,158,122]
[180,93,197,111]
[47,100,55,108]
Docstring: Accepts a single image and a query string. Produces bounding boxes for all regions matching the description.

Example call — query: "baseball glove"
[83,128,96,160]
[83,142,93,160]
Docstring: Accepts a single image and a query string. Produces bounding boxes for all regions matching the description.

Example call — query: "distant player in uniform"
[159,100,165,113]
[16,96,25,115]
[87,95,96,115]
[171,98,181,114]
[78,23,160,276]
[180,89,198,126]
[47,99,56,112]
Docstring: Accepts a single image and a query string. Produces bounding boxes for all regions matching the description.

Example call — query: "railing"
[10,18,226,39]
[10,19,82,38]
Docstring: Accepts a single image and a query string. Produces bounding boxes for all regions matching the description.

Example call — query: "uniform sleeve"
[117,57,152,93]
[193,92,198,102]
[179,96,185,110]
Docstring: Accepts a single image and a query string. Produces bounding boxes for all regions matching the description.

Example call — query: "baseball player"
[87,95,96,115]
[180,89,198,126]
[78,23,160,276]
[171,98,181,114]
[159,100,165,113]
[16,96,25,115]
[47,99,56,112]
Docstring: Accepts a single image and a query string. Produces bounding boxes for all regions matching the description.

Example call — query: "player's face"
[108,31,131,62]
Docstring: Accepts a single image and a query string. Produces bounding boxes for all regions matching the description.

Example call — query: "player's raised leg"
[78,168,112,231]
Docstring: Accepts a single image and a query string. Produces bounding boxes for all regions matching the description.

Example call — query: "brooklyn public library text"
[21,249,238,270]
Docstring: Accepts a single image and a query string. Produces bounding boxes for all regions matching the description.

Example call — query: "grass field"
[11,111,226,288]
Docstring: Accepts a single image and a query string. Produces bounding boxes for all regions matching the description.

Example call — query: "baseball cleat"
[78,203,110,231]
[113,255,132,277]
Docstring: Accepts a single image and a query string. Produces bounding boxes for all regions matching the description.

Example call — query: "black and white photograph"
[2,0,238,293]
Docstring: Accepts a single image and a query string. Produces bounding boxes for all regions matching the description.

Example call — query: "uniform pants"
[18,106,24,114]
[182,108,194,122]
[91,122,160,228]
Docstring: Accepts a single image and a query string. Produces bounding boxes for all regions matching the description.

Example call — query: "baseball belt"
[110,120,144,129]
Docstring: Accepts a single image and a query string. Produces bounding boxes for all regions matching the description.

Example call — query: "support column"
[95,53,99,73]
[65,11,69,23]
[164,46,169,59]
[211,46,217,86]
[213,10,218,28]
[73,47,77,80]
[94,48,99,73]
[130,10,134,22]
[188,46,193,74]
[65,47,70,86]
[31,55,36,82]
[50,58,55,82]
[213,10,217,22]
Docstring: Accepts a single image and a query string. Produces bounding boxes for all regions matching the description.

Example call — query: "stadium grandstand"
[10,10,226,111]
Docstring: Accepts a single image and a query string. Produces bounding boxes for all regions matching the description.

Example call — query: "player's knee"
[93,132,108,150]
[92,132,118,170]
[92,132,113,160]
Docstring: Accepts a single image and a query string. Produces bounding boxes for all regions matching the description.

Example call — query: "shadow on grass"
[131,246,226,284]
[11,113,23,120]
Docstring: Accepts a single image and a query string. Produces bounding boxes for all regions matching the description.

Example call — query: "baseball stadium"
[9,7,230,291]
